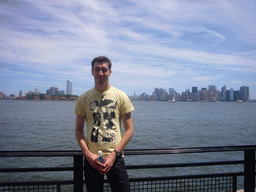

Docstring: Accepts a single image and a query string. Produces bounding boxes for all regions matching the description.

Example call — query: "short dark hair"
[91,56,112,70]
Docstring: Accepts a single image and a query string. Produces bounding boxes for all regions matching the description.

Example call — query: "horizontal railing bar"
[0,167,73,173]
[126,160,244,169]
[124,145,256,155]
[1,145,256,157]
[0,150,83,157]
[0,160,246,173]
[0,180,73,186]
[127,172,245,182]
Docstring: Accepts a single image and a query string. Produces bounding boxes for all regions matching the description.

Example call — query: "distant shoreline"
[1,99,256,102]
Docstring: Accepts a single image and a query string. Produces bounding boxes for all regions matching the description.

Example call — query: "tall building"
[192,87,198,93]
[67,80,72,95]
[50,87,58,95]
[226,90,230,101]
[229,88,234,101]
[0,92,4,99]
[169,88,176,96]
[234,90,240,101]
[221,85,227,101]
[191,87,198,101]
[209,85,217,92]
[153,88,168,101]
[240,86,249,102]
[47,87,58,95]
[169,88,176,101]
[19,90,22,97]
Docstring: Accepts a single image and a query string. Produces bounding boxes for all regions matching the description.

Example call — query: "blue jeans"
[84,156,130,192]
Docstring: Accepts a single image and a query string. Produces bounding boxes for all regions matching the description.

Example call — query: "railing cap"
[1,145,256,157]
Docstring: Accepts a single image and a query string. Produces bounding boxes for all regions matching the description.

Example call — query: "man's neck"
[94,84,111,93]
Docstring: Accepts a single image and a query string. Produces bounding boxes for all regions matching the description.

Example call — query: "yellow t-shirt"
[74,86,134,156]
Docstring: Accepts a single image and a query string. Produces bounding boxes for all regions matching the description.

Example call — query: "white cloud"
[193,74,223,82]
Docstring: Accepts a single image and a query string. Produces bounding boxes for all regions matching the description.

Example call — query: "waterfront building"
[66,80,72,95]
[209,85,217,92]
[153,88,168,101]
[0,92,4,99]
[198,88,208,101]
[240,86,249,102]
[139,92,150,101]
[50,87,58,95]
[26,90,34,96]
[58,90,65,95]
[191,87,198,101]
[160,91,169,101]
[10,94,15,99]
[169,88,176,97]
[19,90,22,97]
[217,91,221,101]
[226,90,230,101]
[229,88,234,101]
[192,87,198,93]
[46,87,59,95]
[181,90,190,101]
[151,91,157,101]
[234,90,240,101]
[191,92,199,101]
[221,85,227,101]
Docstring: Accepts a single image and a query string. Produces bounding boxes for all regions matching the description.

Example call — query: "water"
[1,100,256,189]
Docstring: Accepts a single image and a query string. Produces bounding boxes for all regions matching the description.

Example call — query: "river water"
[0,100,256,190]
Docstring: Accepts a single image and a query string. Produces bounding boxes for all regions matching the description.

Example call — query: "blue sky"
[1,0,256,98]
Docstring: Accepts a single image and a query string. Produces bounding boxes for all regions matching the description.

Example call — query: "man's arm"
[115,112,134,152]
[75,115,102,171]
[102,112,134,174]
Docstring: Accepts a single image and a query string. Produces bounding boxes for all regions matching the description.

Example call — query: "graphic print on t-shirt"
[89,94,117,143]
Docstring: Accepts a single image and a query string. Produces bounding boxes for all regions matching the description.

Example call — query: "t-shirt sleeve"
[120,92,134,114]
[74,94,86,115]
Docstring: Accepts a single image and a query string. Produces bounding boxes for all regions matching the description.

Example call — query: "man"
[75,56,134,192]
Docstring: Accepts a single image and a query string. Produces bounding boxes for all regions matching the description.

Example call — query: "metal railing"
[0,145,255,191]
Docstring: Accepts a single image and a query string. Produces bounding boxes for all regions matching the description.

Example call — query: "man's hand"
[98,152,116,174]
[85,151,105,173]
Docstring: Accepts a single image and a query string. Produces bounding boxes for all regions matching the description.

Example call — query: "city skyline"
[1,1,256,99]
[1,82,251,101]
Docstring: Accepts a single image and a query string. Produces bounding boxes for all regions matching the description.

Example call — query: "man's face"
[92,62,112,84]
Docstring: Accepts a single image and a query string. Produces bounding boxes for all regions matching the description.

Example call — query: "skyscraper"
[240,86,249,102]
[48,87,58,95]
[169,88,176,96]
[67,80,72,95]
[221,85,227,101]
[192,87,198,93]
[234,90,240,101]
[229,88,234,101]
[209,85,217,92]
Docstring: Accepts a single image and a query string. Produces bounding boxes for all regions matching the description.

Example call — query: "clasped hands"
[86,151,116,175]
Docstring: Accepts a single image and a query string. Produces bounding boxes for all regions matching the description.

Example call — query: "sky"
[1,0,256,99]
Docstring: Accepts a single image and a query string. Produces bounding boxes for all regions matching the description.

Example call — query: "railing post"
[244,149,255,192]
[74,155,83,192]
